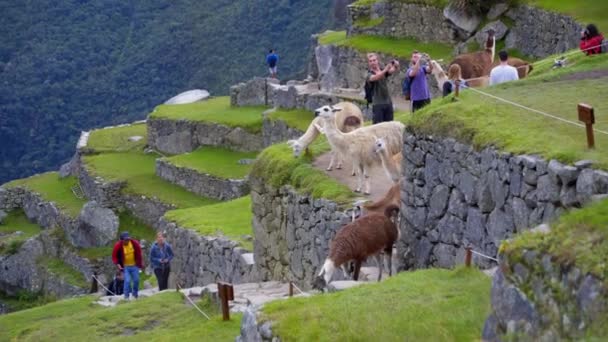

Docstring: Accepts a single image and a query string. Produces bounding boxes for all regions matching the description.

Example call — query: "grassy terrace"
[267,108,315,132]
[531,0,608,31]
[251,138,356,206]
[149,96,266,134]
[318,31,453,62]
[0,210,41,255]
[263,267,490,341]
[3,172,86,217]
[162,147,258,179]
[502,199,608,285]
[37,257,88,289]
[82,152,217,208]
[402,52,608,169]
[86,123,147,153]
[0,292,241,341]
[164,195,253,250]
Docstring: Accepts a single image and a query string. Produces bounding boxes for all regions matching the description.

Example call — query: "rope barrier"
[176,282,211,320]
[92,274,117,297]
[465,86,608,136]
[471,250,499,263]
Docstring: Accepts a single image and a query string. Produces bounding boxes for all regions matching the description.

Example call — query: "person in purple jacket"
[406,51,433,112]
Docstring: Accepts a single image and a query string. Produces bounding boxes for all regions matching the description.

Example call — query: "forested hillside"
[0,0,343,184]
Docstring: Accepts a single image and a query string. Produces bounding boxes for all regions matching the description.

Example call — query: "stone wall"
[483,254,607,340]
[78,164,125,209]
[158,218,257,287]
[156,159,249,200]
[250,177,351,288]
[230,77,278,107]
[147,119,264,155]
[262,116,305,147]
[348,2,466,44]
[398,132,608,271]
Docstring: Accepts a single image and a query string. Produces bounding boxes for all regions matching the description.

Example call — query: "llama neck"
[299,116,322,147]
[433,70,448,89]
[487,37,496,63]
[379,148,399,180]
[322,116,349,151]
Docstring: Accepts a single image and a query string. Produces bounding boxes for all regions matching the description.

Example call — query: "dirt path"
[312,152,394,203]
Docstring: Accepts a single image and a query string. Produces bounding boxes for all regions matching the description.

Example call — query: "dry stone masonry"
[399,132,608,271]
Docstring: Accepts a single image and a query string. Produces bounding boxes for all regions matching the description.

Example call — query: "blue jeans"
[123,266,139,299]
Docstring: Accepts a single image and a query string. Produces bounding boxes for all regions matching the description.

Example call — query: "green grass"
[164,196,253,250]
[3,172,86,217]
[502,199,608,285]
[77,211,156,260]
[267,108,315,132]
[149,96,266,134]
[37,257,88,289]
[318,31,454,62]
[401,52,608,170]
[86,123,147,153]
[531,0,608,33]
[163,147,258,179]
[250,138,356,206]
[0,292,241,342]
[262,267,491,341]
[0,290,57,314]
[354,16,384,28]
[0,210,41,255]
[82,152,218,208]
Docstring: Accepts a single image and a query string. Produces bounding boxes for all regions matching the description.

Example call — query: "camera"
[390,60,396,65]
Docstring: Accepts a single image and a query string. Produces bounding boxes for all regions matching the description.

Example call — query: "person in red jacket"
[112,231,144,300]
[580,24,604,55]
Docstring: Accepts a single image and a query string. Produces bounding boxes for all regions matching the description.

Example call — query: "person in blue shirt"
[266,49,279,79]
[149,232,174,291]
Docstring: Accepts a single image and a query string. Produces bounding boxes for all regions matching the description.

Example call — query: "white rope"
[465,86,608,136]
[471,250,499,262]
[92,274,117,297]
[176,283,211,320]
[290,282,306,296]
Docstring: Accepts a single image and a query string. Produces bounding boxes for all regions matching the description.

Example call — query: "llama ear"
[332,108,342,112]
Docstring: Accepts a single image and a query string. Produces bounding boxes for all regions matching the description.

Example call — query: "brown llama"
[449,30,496,82]
[360,182,401,217]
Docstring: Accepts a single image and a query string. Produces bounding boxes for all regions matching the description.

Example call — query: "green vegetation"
[1,0,337,185]
[163,147,258,179]
[531,0,608,31]
[0,292,241,341]
[37,257,88,289]
[0,210,42,255]
[150,97,266,134]
[251,138,357,206]
[401,52,608,169]
[318,31,454,61]
[3,172,86,217]
[77,211,156,260]
[354,17,384,28]
[352,0,450,7]
[267,108,315,132]
[82,152,218,208]
[164,196,254,250]
[502,199,608,284]
[86,123,147,153]
[263,267,491,341]
[0,290,57,314]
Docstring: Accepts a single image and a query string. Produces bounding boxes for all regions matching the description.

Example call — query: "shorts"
[269,66,277,74]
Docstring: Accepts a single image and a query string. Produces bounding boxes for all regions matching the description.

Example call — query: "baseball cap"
[120,232,130,240]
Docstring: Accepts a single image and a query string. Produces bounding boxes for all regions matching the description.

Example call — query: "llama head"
[287,139,303,157]
[314,105,341,119]
[373,136,388,153]
[429,60,444,75]
[311,275,327,291]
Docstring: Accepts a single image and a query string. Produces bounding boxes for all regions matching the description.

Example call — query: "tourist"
[489,50,519,86]
[407,51,433,112]
[580,24,604,55]
[150,231,174,291]
[442,64,468,97]
[266,49,279,79]
[111,231,144,300]
[366,52,399,123]
[106,270,125,296]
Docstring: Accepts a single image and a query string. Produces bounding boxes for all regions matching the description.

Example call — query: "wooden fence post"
[465,247,472,267]
[454,80,460,98]
[218,281,234,321]
[90,272,98,294]
[578,103,595,149]
[289,282,294,297]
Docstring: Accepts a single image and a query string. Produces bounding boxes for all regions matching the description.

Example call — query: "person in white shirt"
[489,50,519,86]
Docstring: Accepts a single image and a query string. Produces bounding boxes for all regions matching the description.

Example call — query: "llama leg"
[351,161,356,176]
[376,254,383,282]
[364,168,371,195]
[354,165,364,193]
[353,260,362,281]
[386,247,393,277]
[327,151,335,171]
[336,154,343,169]
[320,259,336,284]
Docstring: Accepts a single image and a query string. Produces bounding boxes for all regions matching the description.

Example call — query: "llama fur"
[429,60,448,90]
[312,205,400,289]
[373,137,402,184]
[316,105,404,194]
[360,182,401,217]
[449,30,496,81]
[287,101,363,173]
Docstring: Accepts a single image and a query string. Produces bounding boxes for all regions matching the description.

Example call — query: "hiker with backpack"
[365,52,399,124]
[405,51,433,113]
[266,49,279,78]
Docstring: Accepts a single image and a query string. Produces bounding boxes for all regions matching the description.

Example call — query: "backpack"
[364,79,374,106]
[402,75,413,101]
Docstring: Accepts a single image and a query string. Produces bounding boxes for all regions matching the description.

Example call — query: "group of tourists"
[106,231,174,300]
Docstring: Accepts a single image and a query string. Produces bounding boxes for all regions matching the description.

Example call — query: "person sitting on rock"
[580,24,604,55]
[106,270,125,296]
